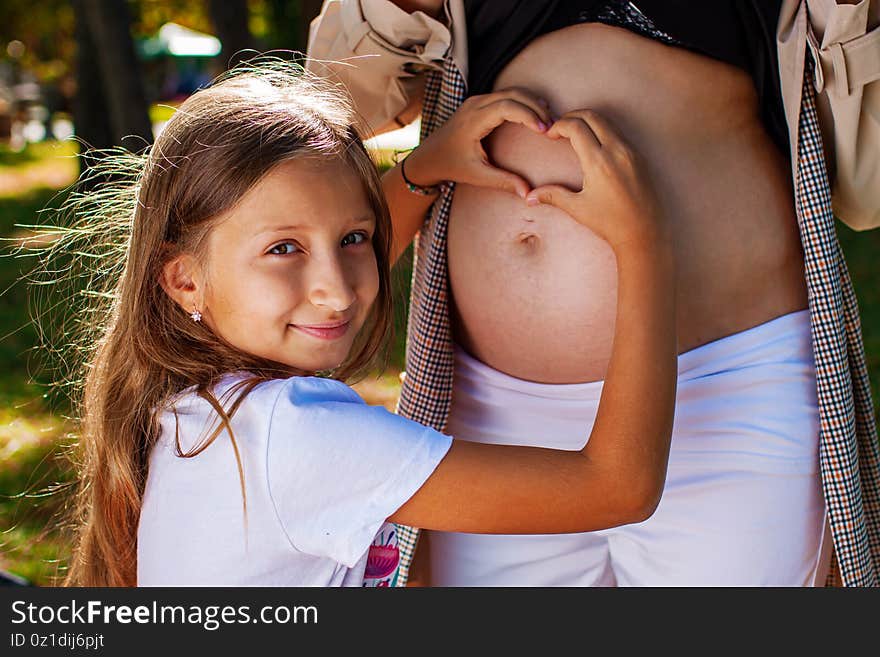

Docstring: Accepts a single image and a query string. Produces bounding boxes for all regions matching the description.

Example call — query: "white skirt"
[426,309,831,586]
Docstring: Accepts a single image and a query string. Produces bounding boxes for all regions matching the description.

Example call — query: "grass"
[0,187,68,404]
[0,141,79,199]
[0,143,75,583]
[0,407,73,585]
[838,223,880,403]
[0,140,878,586]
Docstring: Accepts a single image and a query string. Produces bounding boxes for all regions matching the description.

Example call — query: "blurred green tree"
[0,0,75,82]
[254,0,323,55]
[207,0,256,69]
[71,0,153,174]
[1,0,327,158]
[297,0,324,52]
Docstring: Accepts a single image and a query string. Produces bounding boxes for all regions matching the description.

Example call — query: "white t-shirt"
[137,374,452,586]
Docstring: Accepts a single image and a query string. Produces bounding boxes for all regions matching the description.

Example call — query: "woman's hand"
[526,110,667,252]
[404,88,553,199]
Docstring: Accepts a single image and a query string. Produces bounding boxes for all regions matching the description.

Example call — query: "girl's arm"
[384,88,553,262]
[390,110,677,533]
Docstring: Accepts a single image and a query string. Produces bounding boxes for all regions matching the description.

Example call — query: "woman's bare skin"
[447,22,807,384]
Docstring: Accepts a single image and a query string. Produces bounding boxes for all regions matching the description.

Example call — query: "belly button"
[516,232,541,248]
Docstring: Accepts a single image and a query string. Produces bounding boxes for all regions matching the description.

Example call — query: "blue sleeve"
[265,377,452,567]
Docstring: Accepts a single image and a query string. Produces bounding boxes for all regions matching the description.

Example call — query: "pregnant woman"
[308,0,880,586]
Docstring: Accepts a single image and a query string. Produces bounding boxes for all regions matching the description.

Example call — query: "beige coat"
[779,0,880,229]
[308,0,880,230]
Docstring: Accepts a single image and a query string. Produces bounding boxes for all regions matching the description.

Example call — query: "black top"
[464,0,789,158]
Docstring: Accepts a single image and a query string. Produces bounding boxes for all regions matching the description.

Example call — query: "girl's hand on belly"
[406,88,553,199]
[525,110,667,252]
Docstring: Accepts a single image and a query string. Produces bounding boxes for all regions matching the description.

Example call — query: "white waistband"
[448,309,818,456]
[452,309,813,403]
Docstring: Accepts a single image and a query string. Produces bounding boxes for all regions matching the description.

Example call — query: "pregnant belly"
[447,23,807,384]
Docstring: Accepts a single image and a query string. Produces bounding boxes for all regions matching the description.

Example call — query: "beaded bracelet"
[400,151,441,196]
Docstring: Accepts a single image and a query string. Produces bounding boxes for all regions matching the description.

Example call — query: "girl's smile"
[195,157,380,372]
[289,319,352,341]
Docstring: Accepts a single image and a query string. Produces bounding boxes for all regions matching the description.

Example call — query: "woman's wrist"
[401,144,445,189]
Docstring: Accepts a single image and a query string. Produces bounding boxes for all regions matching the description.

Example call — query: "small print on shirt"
[363,523,401,587]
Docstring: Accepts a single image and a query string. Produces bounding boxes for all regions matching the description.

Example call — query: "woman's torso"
[447,21,807,383]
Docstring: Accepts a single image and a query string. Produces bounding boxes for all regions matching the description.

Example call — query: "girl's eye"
[268,242,299,255]
[341,231,369,247]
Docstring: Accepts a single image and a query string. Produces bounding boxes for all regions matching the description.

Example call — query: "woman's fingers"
[525,184,580,214]
[472,160,531,199]
[556,109,622,147]
[544,116,604,172]
[476,87,553,126]
[477,98,551,136]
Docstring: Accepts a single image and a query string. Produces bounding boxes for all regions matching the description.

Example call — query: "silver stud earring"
[190,307,202,323]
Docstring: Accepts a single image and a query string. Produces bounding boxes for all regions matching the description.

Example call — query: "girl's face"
[199,158,380,372]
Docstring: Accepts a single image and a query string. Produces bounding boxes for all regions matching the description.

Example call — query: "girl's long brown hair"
[30,62,393,586]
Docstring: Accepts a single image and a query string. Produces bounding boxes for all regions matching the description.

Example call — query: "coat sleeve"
[805,0,880,230]
[306,0,452,136]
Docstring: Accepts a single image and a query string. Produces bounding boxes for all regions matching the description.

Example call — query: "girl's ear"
[160,252,203,313]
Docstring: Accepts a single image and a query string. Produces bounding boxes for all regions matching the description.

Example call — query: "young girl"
[54,63,676,587]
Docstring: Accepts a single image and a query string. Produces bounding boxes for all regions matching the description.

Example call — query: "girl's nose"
[307,254,357,313]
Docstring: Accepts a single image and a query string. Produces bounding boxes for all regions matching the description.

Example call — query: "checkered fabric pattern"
[393,55,880,587]
[393,57,466,583]
[796,66,880,586]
